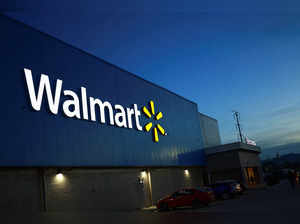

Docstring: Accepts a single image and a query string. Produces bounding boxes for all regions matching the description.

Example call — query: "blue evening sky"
[3,0,300,158]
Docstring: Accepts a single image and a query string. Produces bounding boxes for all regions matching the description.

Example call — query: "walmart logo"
[24,68,168,144]
[142,100,167,143]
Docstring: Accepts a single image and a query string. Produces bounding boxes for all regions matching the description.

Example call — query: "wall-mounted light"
[138,170,147,185]
[55,169,64,182]
[141,170,147,179]
[184,169,190,177]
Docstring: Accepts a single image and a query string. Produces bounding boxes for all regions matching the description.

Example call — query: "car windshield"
[172,189,194,197]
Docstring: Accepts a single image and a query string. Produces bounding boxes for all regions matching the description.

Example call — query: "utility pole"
[233,111,243,143]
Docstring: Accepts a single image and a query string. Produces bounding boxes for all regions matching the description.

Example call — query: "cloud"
[221,113,300,152]
[270,103,300,117]
[257,130,300,147]
[224,102,300,150]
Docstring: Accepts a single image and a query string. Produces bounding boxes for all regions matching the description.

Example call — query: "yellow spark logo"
[142,100,166,142]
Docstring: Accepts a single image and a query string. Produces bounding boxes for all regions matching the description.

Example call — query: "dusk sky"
[3,1,300,158]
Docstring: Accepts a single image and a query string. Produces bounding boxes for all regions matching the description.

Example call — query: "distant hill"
[263,153,300,165]
[261,142,300,159]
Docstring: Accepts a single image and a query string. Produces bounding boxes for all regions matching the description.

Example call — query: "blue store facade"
[0,15,221,211]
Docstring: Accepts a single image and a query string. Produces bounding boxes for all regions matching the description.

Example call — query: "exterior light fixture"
[184,169,190,176]
[56,169,64,182]
[141,170,147,179]
[138,170,147,185]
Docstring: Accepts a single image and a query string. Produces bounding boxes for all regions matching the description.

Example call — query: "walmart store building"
[0,15,234,212]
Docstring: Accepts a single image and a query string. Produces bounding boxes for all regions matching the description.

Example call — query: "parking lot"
[177,180,300,213]
[3,180,300,224]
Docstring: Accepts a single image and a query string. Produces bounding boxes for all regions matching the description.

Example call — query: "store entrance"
[245,167,260,185]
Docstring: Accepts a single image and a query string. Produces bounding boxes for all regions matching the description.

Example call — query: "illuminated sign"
[142,101,167,142]
[24,68,167,142]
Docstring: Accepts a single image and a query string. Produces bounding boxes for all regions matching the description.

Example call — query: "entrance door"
[245,167,260,185]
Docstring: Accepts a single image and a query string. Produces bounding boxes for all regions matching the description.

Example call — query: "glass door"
[245,167,260,185]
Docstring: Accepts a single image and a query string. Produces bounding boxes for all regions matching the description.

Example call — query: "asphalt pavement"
[3,180,300,224]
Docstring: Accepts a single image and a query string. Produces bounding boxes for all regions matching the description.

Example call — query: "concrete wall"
[238,151,262,168]
[45,169,146,211]
[206,151,241,172]
[0,167,205,211]
[151,167,205,204]
[206,151,242,182]
[210,168,242,183]
[206,150,264,186]
[0,169,42,211]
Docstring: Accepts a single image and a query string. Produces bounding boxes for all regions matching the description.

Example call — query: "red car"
[156,187,215,211]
